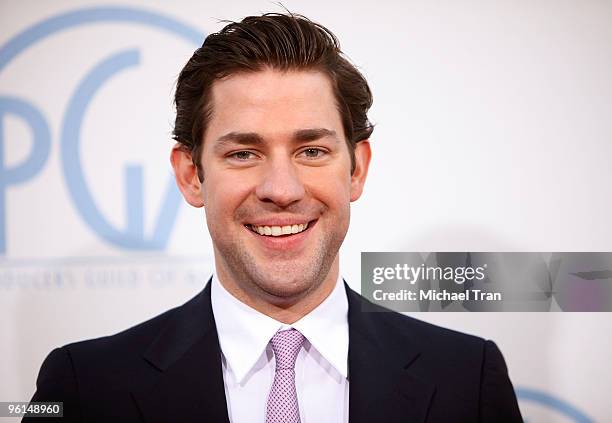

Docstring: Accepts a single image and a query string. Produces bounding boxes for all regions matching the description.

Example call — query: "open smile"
[244,219,318,251]
[245,220,315,237]
[245,220,317,237]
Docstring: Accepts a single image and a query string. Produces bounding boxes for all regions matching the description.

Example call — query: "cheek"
[304,167,352,212]
[202,173,253,223]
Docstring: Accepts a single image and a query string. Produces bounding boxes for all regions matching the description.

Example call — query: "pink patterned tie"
[265,329,305,423]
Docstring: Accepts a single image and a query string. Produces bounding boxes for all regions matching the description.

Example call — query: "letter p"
[0,96,51,254]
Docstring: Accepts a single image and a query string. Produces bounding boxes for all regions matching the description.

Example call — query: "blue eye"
[301,148,325,158]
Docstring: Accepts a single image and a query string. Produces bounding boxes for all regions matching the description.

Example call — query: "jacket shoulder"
[347,288,522,422]
[386,309,485,347]
[28,288,212,421]
[347,285,487,352]
[65,298,182,358]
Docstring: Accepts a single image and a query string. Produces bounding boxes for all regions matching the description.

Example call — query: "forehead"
[205,68,344,140]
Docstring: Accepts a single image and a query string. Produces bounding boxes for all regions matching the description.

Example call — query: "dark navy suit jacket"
[26,281,523,422]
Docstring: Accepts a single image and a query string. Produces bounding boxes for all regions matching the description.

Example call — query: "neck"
[215,257,339,324]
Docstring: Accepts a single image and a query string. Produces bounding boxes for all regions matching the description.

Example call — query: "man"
[27,12,523,422]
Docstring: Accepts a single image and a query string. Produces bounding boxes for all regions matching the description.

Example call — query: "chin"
[256,269,316,294]
[258,281,312,301]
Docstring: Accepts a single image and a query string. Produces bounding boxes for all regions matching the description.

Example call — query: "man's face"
[175,68,370,305]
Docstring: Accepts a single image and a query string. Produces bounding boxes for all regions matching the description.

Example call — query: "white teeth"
[250,223,311,237]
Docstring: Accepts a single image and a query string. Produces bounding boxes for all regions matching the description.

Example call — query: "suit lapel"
[132,280,230,423]
[346,284,436,423]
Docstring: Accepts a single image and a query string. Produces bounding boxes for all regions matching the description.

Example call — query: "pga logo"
[0,7,204,254]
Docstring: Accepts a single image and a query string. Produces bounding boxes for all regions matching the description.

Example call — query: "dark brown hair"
[172,12,373,180]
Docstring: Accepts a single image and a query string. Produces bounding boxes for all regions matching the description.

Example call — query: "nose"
[255,156,305,207]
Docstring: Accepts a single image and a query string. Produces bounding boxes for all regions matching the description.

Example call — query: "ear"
[170,144,205,208]
[350,140,371,202]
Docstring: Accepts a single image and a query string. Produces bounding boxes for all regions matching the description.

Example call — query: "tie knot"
[270,329,305,369]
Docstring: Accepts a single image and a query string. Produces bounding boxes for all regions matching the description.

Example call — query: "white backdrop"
[2,1,611,421]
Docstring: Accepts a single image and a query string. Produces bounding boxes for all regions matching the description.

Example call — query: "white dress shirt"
[210,273,349,423]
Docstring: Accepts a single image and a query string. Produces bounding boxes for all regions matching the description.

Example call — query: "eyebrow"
[294,128,338,142]
[213,128,339,151]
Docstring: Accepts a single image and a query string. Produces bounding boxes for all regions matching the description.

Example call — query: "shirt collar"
[210,272,349,383]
